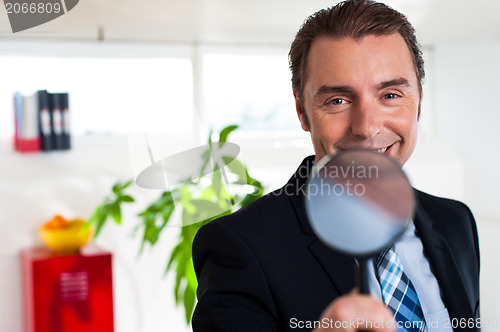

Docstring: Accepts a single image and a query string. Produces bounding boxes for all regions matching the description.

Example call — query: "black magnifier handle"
[356,258,371,295]
[357,258,373,332]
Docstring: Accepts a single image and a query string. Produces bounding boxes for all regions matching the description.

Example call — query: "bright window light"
[203,53,299,133]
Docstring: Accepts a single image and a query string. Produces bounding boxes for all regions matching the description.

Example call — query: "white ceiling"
[1,0,500,47]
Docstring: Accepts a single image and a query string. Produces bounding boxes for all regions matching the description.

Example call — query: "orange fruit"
[39,217,91,254]
[42,215,70,230]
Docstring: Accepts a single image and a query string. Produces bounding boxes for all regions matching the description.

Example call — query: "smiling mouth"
[339,143,394,154]
[376,143,394,155]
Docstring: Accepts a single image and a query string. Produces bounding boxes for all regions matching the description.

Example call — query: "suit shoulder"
[415,189,478,252]
[194,185,307,257]
[416,189,473,218]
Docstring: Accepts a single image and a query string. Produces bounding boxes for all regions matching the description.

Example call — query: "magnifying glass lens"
[305,150,414,258]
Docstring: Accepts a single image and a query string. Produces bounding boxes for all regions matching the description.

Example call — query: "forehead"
[304,33,418,90]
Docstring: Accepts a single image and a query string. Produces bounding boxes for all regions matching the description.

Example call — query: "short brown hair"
[289,0,424,101]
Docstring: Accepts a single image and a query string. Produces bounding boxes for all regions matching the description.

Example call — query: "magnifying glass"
[305,150,414,294]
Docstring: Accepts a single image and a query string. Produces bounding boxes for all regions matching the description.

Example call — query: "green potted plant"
[86,125,264,323]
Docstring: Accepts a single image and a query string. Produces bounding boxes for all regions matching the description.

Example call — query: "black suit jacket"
[192,156,480,331]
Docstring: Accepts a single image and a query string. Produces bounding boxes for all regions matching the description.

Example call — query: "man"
[192,1,480,331]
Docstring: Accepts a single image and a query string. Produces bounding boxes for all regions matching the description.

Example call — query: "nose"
[350,99,382,139]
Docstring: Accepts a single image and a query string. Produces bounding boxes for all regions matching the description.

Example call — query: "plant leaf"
[174,255,187,304]
[110,202,122,224]
[166,243,182,273]
[112,183,120,194]
[121,179,133,189]
[219,124,238,143]
[207,129,213,147]
[119,195,135,203]
[93,205,110,237]
[211,167,222,198]
[185,261,198,291]
[161,203,175,226]
[183,283,196,324]
[199,148,212,180]
[114,180,133,193]
[222,156,247,184]
[189,199,225,220]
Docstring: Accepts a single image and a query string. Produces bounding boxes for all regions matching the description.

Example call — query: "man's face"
[295,33,421,166]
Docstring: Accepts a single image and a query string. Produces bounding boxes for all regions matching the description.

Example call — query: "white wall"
[432,38,500,328]
[433,39,500,219]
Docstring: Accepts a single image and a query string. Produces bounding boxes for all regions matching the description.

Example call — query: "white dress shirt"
[367,220,453,331]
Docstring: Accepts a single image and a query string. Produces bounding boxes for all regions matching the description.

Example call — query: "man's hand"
[313,291,395,332]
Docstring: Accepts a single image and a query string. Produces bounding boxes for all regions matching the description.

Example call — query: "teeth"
[376,147,388,154]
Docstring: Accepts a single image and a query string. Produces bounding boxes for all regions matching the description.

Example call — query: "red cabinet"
[21,246,114,332]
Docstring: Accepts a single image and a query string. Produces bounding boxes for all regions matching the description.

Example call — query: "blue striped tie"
[376,247,427,332]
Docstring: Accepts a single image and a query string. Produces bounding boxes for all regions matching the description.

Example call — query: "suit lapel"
[307,239,357,295]
[287,156,356,296]
[413,193,476,326]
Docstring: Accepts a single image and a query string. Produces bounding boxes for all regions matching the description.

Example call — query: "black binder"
[50,93,65,149]
[37,90,53,151]
[59,93,71,150]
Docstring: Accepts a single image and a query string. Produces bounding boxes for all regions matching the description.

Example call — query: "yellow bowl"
[39,219,91,254]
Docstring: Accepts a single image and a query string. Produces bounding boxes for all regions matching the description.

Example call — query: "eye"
[383,93,399,100]
[329,98,345,105]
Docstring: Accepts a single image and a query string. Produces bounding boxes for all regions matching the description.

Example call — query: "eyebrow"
[313,78,411,98]
[377,78,411,90]
[314,85,353,98]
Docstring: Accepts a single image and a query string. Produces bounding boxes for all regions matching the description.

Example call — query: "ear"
[294,90,309,132]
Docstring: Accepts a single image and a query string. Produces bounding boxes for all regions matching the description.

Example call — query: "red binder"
[21,246,115,332]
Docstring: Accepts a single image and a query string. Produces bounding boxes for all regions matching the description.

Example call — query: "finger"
[315,293,395,332]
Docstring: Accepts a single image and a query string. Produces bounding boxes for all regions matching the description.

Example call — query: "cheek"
[311,114,348,145]
[400,114,417,135]
[405,123,418,152]
[391,108,419,159]
[404,111,419,140]
[390,101,419,135]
